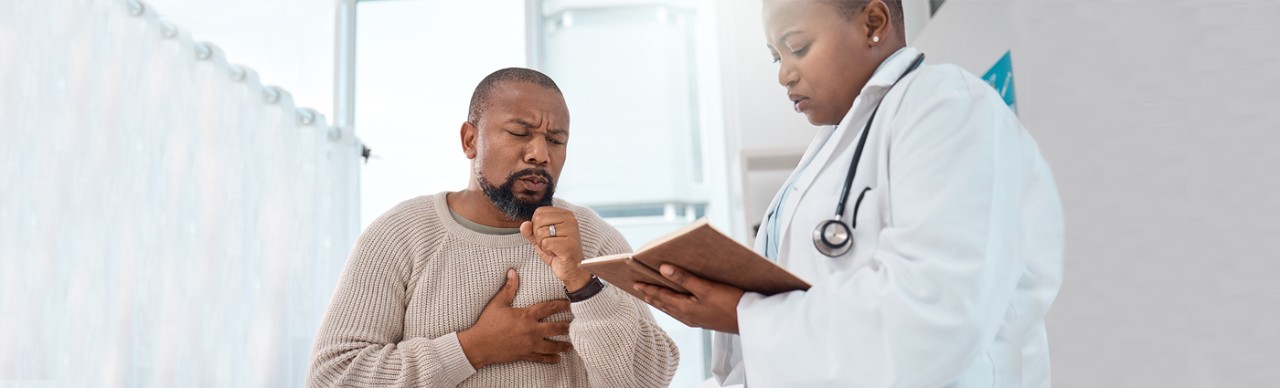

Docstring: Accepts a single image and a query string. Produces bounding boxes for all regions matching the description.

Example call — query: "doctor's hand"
[520,207,592,293]
[634,263,745,334]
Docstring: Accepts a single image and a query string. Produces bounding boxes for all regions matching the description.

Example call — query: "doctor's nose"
[777,61,799,88]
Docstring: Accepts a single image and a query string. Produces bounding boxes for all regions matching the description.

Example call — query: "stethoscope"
[813,53,926,257]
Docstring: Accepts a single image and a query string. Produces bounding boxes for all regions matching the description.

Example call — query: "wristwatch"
[565,275,605,302]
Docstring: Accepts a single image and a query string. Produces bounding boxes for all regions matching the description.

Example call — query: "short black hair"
[823,0,905,38]
[467,67,563,125]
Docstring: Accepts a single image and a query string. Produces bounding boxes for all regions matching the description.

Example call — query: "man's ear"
[461,121,478,159]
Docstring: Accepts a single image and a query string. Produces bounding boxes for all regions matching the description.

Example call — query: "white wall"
[912,1,1280,386]
[353,0,526,227]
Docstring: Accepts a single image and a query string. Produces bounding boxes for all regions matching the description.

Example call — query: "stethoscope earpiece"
[811,53,924,258]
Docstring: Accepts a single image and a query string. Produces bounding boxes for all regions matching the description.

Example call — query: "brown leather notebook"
[581,218,810,301]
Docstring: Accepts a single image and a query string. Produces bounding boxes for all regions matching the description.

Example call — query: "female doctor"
[633,0,1065,386]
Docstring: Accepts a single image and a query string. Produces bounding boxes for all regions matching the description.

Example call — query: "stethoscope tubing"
[815,53,926,257]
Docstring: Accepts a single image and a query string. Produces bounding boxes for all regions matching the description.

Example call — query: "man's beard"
[477,168,555,222]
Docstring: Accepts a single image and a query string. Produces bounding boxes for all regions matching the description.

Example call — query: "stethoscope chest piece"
[813,219,853,257]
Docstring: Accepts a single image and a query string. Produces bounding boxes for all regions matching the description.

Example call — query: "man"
[307,68,679,387]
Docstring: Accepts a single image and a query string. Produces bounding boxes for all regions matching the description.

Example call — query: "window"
[353,0,526,226]
[536,1,718,384]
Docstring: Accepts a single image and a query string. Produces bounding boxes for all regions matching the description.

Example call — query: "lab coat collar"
[825,46,919,147]
[863,46,920,90]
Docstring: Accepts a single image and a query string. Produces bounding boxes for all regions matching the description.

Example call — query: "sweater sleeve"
[306,211,476,388]
[568,211,680,388]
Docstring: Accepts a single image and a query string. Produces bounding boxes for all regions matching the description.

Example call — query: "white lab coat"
[712,47,1064,387]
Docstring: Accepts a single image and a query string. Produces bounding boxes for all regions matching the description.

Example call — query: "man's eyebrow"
[508,118,536,128]
[548,128,568,136]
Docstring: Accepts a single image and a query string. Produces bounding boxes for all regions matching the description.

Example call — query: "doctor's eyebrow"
[769,30,805,50]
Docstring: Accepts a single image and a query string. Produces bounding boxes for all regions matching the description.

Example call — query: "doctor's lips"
[789,93,810,113]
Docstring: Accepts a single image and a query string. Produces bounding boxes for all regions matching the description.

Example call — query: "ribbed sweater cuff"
[569,284,626,323]
[430,332,477,385]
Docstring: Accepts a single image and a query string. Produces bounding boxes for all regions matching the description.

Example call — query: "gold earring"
[872,36,880,43]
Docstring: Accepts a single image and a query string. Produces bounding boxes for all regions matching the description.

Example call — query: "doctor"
[633,0,1064,386]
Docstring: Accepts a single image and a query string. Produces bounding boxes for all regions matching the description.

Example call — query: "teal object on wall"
[983,50,1017,115]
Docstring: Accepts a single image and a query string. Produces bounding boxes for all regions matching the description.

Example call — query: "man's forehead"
[483,85,567,128]
[489,80,561,100]
[488,84,564,108]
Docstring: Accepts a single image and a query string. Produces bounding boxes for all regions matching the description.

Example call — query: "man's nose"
[524,137,550,166]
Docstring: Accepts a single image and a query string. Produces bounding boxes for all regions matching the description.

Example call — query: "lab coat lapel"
[755,126,836,253]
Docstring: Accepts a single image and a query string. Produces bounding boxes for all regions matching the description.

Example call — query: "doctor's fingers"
[634,282,693,304]
[635,283,701,322]
[652,299,701,328]
[651,298,702,328]
[658,263,719,296]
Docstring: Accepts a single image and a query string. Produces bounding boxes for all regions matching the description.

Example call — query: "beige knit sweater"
[306,192,679,387]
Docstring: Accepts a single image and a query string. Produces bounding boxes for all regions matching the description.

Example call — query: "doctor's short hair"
[467,67,563,125]
[823,0,905,37]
